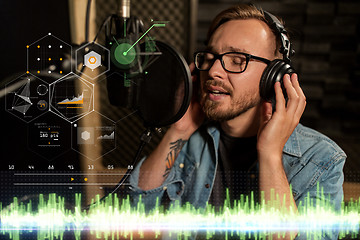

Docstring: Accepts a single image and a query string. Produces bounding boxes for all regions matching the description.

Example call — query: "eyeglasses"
[194,51,271,73]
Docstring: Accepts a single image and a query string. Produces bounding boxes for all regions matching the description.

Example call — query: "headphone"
[259,11,296,108]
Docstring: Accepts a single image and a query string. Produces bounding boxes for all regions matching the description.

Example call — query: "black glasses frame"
[194,51,271,73]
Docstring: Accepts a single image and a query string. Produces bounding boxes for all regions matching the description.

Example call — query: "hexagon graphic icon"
[27,111,72,160]
[81,131,91,141]
[84,51,101,70]
[72,112,116,160]
[75,42,110,79]
[27,33,72,81]
[5,73,50,123]
[49,73,94,123]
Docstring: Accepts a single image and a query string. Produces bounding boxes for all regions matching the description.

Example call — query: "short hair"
[206,3,288,58]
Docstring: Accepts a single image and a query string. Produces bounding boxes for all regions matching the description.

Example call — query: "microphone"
[105,0,148,109]
[103,0,192,128]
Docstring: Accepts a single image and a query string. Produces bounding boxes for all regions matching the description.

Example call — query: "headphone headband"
[263,11,294,62]
[259,10,296,108]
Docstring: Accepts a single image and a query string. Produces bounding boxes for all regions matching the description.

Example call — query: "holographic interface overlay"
[1,186,359,240]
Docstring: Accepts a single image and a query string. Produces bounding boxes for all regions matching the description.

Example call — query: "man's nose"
[208,58,226,79]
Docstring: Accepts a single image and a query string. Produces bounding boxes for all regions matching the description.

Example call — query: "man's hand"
[170,63,205,139]
[257,73,306,160]
[257,73,305,240]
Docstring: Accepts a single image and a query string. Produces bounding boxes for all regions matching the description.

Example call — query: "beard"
[200,80,260,121]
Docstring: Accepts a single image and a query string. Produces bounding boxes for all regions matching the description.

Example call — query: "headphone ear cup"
[260,59,295,109]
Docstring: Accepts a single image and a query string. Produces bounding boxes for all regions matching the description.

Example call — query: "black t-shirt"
[208,128,259,208]
[197,128,260,240]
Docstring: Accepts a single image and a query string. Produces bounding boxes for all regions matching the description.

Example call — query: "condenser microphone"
[105,0,145,110]
[104,1,192,128]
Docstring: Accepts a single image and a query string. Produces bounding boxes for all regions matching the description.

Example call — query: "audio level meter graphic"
[1,185,359,240]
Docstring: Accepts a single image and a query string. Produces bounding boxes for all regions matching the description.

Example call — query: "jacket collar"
[283,126,302,157]
[206,124,302,158]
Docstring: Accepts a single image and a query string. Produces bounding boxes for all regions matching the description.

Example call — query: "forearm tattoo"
[163,139,187,178]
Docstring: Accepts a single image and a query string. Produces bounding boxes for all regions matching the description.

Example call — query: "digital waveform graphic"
[1,187,360,240]
[97,131,115,140]
[57,92,84,105]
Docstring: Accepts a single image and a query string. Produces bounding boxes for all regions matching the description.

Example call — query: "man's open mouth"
[208,90,230,96]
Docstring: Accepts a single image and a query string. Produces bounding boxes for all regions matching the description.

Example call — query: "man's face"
[200,19,276,121]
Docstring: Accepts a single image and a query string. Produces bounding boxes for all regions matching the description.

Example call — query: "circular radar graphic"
[108,36,159,79]
[37,84,48,95]
[108,21,167,77]
[113,42,137,66]
[110,38,139,71]
[37,100,48,111]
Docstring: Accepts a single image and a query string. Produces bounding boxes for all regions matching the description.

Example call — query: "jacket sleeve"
[295,152,346,240]
[127,156,186,212]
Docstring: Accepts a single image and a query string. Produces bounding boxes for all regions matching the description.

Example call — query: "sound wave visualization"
[1,188,359,240]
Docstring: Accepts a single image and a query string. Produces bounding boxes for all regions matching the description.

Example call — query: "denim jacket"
[129,123,346,239]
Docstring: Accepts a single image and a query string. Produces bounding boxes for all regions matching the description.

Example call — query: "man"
[128,4,346,240]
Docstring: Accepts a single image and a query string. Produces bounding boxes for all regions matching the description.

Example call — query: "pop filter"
[135,41,192,128]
